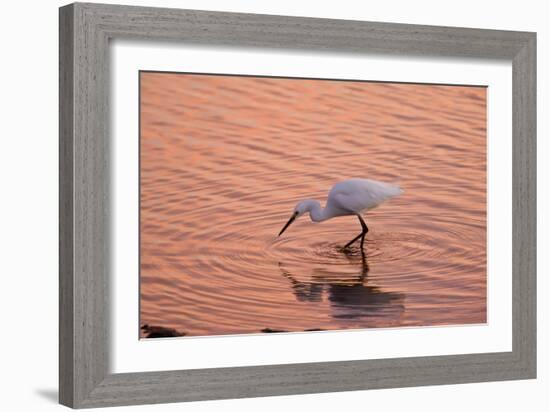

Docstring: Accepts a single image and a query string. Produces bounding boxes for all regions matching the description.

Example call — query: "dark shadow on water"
[279,247,405,324]
[35,389,58,403]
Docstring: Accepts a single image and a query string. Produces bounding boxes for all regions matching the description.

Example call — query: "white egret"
[278,178,403,250]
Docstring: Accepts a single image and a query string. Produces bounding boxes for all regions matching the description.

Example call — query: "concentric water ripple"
[139,73,487,337]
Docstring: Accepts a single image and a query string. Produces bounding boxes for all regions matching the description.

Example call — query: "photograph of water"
[139,72,487,338]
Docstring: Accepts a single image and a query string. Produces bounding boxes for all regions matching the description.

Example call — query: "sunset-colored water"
[139,72,486,338]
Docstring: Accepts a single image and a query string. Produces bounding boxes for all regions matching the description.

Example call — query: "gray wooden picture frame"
[59,2,536,409]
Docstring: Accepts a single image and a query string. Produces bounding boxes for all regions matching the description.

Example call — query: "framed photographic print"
[59,2,536,408]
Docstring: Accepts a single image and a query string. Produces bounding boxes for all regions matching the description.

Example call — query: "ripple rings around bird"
[140,202,485,335]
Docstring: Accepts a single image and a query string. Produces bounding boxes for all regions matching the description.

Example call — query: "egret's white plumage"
[278,178,403,249]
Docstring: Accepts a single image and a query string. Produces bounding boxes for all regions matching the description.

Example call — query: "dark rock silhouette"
[261,327,326,333]
[261,328,287,333]
[141,324,186,338]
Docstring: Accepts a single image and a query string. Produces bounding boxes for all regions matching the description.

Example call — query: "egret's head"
[278,201,311,237]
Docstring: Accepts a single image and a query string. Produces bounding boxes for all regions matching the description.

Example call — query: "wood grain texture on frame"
[59,2,536,408]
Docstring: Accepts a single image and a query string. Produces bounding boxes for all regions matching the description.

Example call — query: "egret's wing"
[328,179,402,213]
[331,190,375,213]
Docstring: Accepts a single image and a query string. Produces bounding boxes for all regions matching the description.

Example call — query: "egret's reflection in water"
[279,248,405,328]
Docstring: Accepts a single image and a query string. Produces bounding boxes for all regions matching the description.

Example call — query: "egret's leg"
[357,214,369,250]
[344,232,363,249]
[343,214,369,249]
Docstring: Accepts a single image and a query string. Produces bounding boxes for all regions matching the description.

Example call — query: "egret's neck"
[302,200,329,222]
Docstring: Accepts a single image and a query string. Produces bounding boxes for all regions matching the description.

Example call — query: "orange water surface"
[139,72,486,338]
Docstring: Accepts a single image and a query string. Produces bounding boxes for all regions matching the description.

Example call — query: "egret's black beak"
[278,213,297,237]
